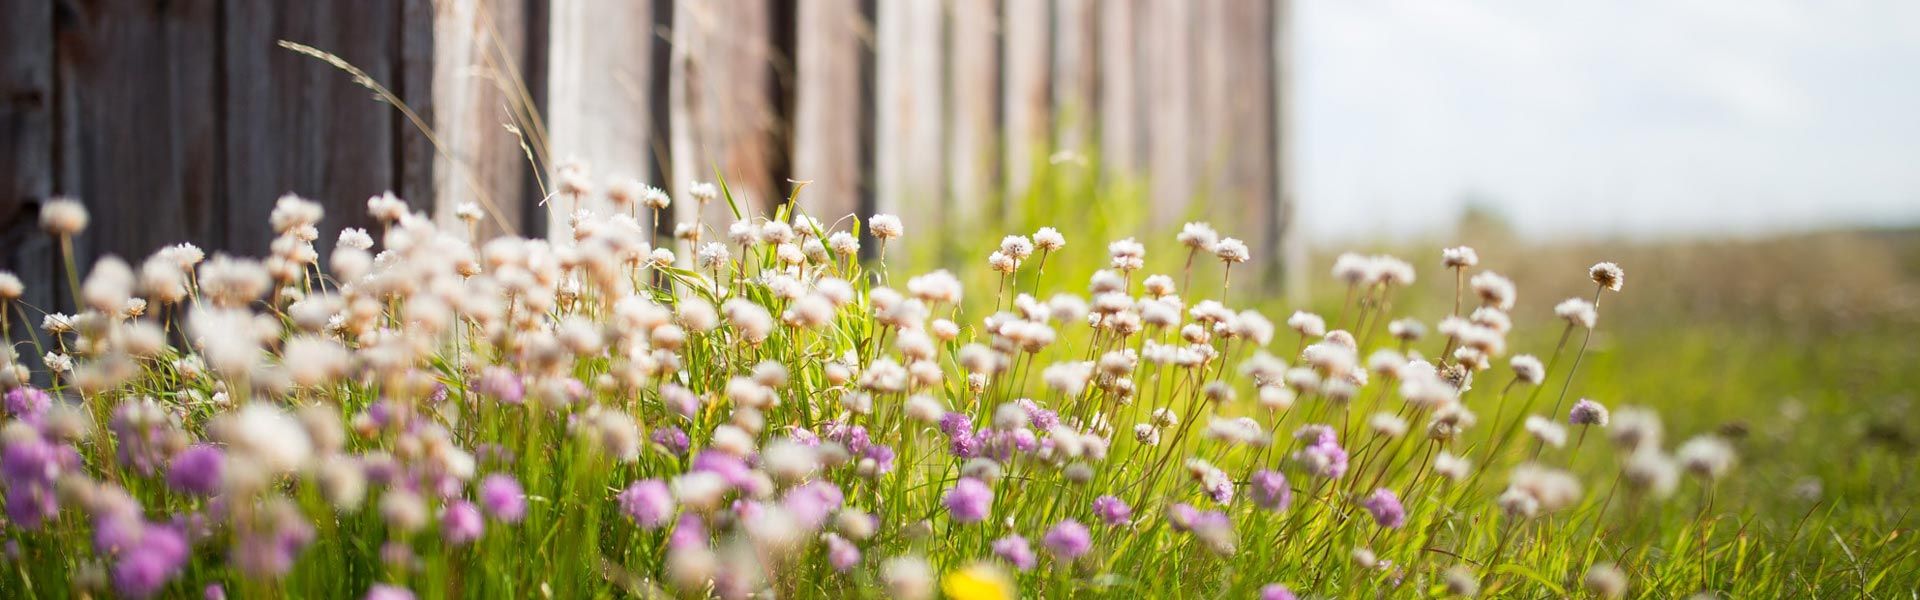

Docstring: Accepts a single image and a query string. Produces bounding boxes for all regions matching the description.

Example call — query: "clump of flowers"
[0,190,1740,598]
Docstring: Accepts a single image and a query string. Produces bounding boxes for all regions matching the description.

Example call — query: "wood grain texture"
[791,0,867,222]
[546,0,653,237]
[0,0,56,315]
[670,0,783,229]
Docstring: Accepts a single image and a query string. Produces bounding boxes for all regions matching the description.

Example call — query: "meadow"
[0,168,1913,600]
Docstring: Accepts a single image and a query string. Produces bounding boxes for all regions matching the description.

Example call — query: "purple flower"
[111,523,188,598]
[1018,398,1060,431]
[1041,519,1092,559]
[781,481,843,528]
[863,444,896,474]
[1249,470,1292,512]
[992,534,1036,570]
[1569,399,1610,426]
[942,478,994,523]
[690,450,751,488]
[1167,503,1200,532]
[2,435,63,529]
[821,420,872,454]
[650,426,691,456]
[166,445,224,496]
[1294,433,1349,479]
[477,367,524,404]
[1361,488,1406,529]
[478,474,526,523]
[618,479,675,528]
[231,510,315,579]
[205,584,226,600]
[1091,495,1132,526]
[3,387,50,424]
[1260,583,1297,600]
[948,431,983,458]
[824,533,861,572]
[442,500,485,544]
[365,584,416,600]
[939,412,974,437]
[668,513,707,549]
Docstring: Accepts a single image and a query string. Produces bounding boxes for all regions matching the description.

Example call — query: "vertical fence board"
[1273,0,1302,295]
[0,0,56,316]
[1221,0,1275,270]
[398,0,441,230]
[874,0,944,246]
[946,0,998,238]
[1142,0,1192,227]
[57,0,220,274]
[1002,0,1050,205]
[670,0,781,230]
[1050,0,1095,154]
[792,0,866,221]
[545,0,663,238]
[224,1,399,255]
[433,0,529,239]
[1096,0,1137,176]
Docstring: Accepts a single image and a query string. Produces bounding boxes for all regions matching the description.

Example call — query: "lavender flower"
[166,444,224,496]
[942,478,994,523]
[365,584,416,600]
[442,500,485,544]
[992,534,1036,570]
[3,387,50,424]
[110,522,188,598]
[478,474,526,523]
[1249,470,1292,512]
[1042,519,1092,559]
[1260,583,1298,600]
[1361,488,1406,528]
[650,426,691,456]
[476,367,524,404]
[1569,398,1610,426]
[1091,495,1132,526]
[825,533,861,572]
[619,480,675,528]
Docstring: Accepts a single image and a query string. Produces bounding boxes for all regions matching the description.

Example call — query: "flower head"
[1041,519,1091,559]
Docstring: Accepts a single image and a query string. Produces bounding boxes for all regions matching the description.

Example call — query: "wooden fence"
[1,0,1300,315]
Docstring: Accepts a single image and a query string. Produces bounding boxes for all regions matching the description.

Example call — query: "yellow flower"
[941,562,1014,600]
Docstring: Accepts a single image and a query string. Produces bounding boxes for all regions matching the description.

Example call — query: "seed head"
[1589,261,1624,291]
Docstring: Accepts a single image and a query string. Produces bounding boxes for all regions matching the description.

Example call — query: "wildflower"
[1332,253,1373,285]
[108,522,188,599]
[166,444,224,496]
[1622,450,1680,498]
[1510,354,1545,385]
[1287,311,1326,337]
[999,235,1035,261]
[1501,464,1583,517]
[1249,470,1292,512]
[40,197,90,235]
[1213,237,1250,263]
[0,270,22,299]
[1555,298,1598,329]
[1388,318,1426,341]
[1441,246,1478,268]
[1569,398,1610,426]
[941,562,1013,600]
[992,534,1036,570]
[442,500,485,545]
[1434,451,1471,481]
[823,533,861,572]
[687,181,719,204]
[479,474,526,523]
[940,477,994,523]
[1361,488,1406,528]
[1107,238,1145,271]
[619,480,676,528]
[881,555,934,600]
[870,214,904,240]
[1260,583,1298,600]
[1177,222,1218,251]
[1676,435,1735,480]
[1470,272,1516,310]
[1584,562,1629,599]
[1589,262,1625,291]
[1608,406,1662,451]
[1525,415,1568,448]
[1041,519,1091,559]
[214,403,314,476]
[1091,495,1132,525]
[3,387,50,424]
[1033,227,1065,251]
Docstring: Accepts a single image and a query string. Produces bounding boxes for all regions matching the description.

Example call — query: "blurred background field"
[3,0,1918,593]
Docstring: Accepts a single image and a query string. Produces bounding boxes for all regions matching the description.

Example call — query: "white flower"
[1177,222,1218,250]
[1675,435,1735,480]
[869,214,904,240]
[219,403,315,475]
[1107,238,1145,271]
[1033,227,1065,251]
[1212,237,1250,263]
[1555,298,1598,329]
[337,228,374,250]
[39,198,90,235]
[1441,246,1478,268]
[1510,354,1545,385]
[1287,311,1326,337]
[687,181,720,204]
[0,271,22,300]
[1000,235,1035,260]
[42,351,73,374]
[697,242,731,269]
[1524,415,1567,448]
[1589,262,1625,291]
[1470,271,1516,310]
[455,202,484,223]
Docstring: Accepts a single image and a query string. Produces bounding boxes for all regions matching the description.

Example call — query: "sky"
[1294,0,1920,242]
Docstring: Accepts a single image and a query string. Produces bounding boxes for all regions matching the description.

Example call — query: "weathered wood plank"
[670,0,782,230]
[0,0,56,316]
[873,0,943,250]
[1050,0,1095,154]
[1142,0,1193,227]
[546,0,654,237]
[398,0,440,232]
[1274,0,1304,296]
[791,0,867,222]
[57,0,220,275]
[223,0,398,255]
[1002,0,1050,205]
[434,0,531,239]
[946,0,998,238]
[1097,0,1138,175]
